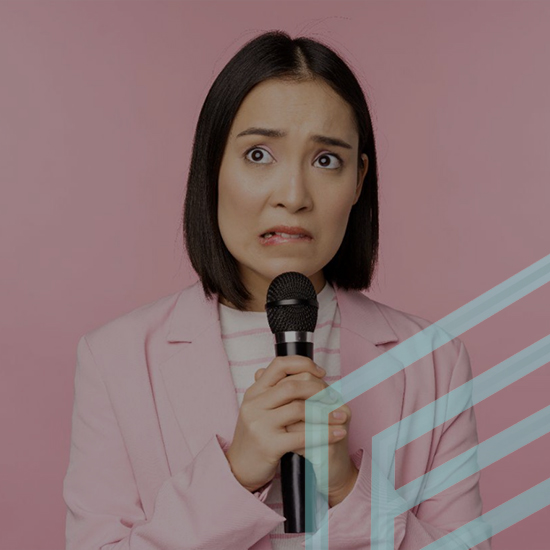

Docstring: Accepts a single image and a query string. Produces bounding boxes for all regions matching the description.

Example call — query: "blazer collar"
[166,280,398,346]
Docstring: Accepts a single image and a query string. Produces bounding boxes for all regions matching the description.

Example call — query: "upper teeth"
[264,232,305,238]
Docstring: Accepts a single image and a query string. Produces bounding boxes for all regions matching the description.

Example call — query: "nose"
[270,167,313,213]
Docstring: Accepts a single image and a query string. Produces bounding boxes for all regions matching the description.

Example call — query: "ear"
[353,154,369,205]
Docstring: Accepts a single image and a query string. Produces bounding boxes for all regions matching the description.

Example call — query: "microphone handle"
[276,336,318,534]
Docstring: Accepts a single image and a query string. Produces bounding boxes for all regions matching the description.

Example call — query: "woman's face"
[217,78,369,311]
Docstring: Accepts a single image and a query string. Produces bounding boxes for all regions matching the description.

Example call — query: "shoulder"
[340,287,436,340]
[345,289,464,364]
[369,297,435,339]
[80,283,200,354]
[354,296,470,407]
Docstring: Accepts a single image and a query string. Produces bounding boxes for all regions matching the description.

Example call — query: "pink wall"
[1,1,549,548]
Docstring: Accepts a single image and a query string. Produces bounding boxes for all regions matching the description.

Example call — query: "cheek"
[323,196,355,235]
[219,168,264,211]
[218,166,241,214]
[218,176,239,210]
[218,178,260,237]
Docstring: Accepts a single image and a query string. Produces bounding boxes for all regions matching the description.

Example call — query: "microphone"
[265,271,320,533]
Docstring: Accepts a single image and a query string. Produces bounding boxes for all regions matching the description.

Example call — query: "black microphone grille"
[265,272,319,334]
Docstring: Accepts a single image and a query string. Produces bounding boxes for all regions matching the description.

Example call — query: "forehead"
[230,79,357,142]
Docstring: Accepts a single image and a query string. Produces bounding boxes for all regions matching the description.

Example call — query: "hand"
[224,356,350,494]
[256,365,357,505]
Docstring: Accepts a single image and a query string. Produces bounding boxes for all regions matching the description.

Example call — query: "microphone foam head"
[265,272,319,333]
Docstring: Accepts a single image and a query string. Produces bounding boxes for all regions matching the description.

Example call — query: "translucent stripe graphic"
[397,404,550,508]
[371,336,550,549]
[304,253,550,550]
[391,335,550,484]
[420,478,550,550]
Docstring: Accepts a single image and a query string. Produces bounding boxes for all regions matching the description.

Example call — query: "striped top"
[218,281,341,548]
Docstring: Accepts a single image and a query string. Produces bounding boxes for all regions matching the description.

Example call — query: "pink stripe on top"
[218,281,341,550]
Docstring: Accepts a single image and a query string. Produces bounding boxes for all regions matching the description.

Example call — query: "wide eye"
[314,153,343,170]
[244,147,273,164]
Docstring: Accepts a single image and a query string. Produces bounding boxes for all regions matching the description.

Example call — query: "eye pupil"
[252,150,263,161]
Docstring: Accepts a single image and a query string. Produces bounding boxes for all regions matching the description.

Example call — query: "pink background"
[1,1,549,548]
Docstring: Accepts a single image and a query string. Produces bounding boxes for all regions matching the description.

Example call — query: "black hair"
[183,30,379,311]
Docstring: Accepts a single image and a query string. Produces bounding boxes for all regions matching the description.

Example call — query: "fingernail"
[332,411,345,420]
[316,365,325,373]
[333,429,346,437]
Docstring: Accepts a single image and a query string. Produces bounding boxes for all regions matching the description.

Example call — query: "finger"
[265,379,340,410]
[283,423,347,451]
[276,400,347,427]
[329,407,348,423]
[305,404,348,424]
[278,371,320,382]
[287,420,348,438]
[257,356,325,389]
[254,368,266,381]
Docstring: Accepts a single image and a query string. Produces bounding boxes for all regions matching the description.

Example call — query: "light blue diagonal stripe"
[370,266,550,548]
[304,253,550,550]
[371,334,550,549]
[336,253,550,406]
[389,334,550,478]
[397,404,550,510]
[420,477,550,550]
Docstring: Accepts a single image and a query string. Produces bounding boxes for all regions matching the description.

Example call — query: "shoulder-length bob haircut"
[184,30,380,311]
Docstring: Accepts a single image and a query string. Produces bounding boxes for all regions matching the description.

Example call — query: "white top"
[219,281,341,548]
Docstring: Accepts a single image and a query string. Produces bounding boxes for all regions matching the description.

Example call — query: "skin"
[218,77,369,506]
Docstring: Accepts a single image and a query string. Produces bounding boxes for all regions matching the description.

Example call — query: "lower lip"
[259,234,313,246]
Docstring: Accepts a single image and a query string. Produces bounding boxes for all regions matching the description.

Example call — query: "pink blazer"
[63,281,491,550]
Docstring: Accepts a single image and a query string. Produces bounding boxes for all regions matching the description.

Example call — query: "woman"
[63,31,491,550]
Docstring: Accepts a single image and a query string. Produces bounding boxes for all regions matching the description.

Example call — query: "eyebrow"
[235,127,353,150]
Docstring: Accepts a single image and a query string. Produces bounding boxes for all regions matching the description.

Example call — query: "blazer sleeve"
[63,336,283,550]
[300,340,493,550]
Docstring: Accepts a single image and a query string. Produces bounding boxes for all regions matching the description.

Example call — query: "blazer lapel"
[334,286,404,479]
[158,282,239,476]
